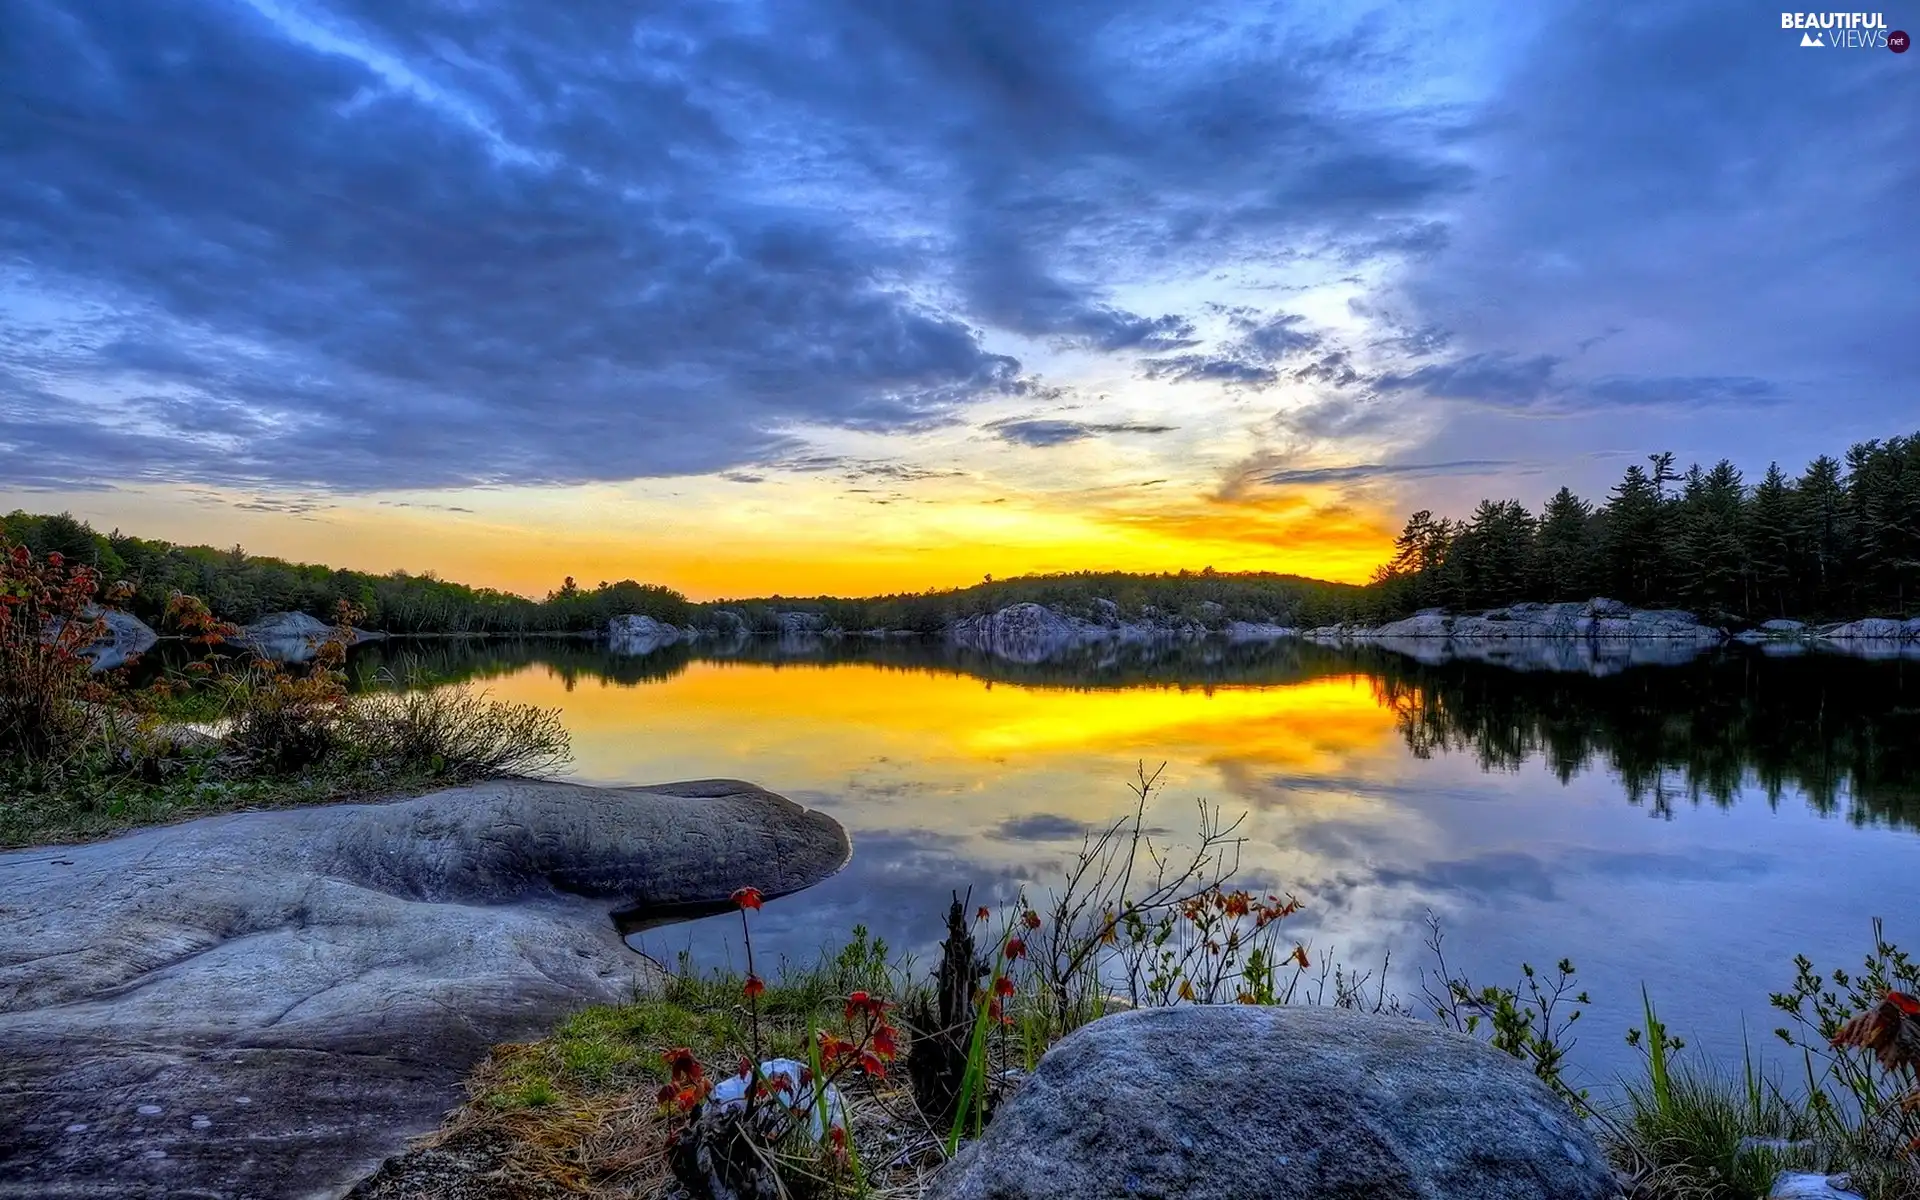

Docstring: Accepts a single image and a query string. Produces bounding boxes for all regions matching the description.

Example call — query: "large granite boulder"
[775,610,828,635]
[927,1006,1618,1200]
[951,602,1101,664]
[230,611,384,662]
[606,612,689,654]
[0,779,848,1200]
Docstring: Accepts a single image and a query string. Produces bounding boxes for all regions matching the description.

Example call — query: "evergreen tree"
[1532,487,1595,600]
[1600,464,1666,603]
[1745,463,1798,617]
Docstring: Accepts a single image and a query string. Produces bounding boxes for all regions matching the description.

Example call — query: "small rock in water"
[144,1149,167,1160]
[233,1096,251,1105]
[1769,1172,1864,1200]
[191,1115,212,1130]
[136,1105,162,1116]
[63,1123,87,1134]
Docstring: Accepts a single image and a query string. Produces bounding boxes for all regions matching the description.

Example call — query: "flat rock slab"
[0,779,848,1199]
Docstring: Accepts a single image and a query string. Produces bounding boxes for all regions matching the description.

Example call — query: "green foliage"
[1422,915,1591,1109]
[1372,430,1920,620]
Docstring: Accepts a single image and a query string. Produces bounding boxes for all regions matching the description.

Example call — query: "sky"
[2,0,1915,599]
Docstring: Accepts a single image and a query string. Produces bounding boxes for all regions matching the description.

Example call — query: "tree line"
[0,512,691,634]
[1372,432,1920,621]
[0,513,1363,635]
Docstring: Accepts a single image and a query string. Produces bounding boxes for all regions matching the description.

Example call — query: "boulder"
[1223,621,1297,642]
[1768,1173,1865,1199]
[0,779,848,1200]
[951,603,1104,664]
[1819,618,1906,641]
[77,606,158,671]
[231,611,382,662]
[1760,619,1807,634]
[1091,597,1121,625]
[606,613,688,654]
[926,1006,1617,1200]
[1373,611,1454,638]
[775,610,827,635]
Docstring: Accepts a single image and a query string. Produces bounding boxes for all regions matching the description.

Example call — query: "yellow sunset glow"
[28,473,1399,600]
[474,661,1409,837]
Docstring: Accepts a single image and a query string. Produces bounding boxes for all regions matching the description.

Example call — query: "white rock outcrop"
[606,613,692,654]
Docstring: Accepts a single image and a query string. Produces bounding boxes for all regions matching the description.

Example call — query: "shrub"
[341,686,571,780]
[0,543,117,764]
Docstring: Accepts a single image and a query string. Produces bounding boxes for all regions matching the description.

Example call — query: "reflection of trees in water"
[160,634,1919,832]
[344,635,1372,693]
[1363,650,1920,832]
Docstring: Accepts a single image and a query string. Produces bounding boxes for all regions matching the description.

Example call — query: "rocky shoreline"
[711,598,1916,668]
[82,599,1920,674]
[0,779,848,1200]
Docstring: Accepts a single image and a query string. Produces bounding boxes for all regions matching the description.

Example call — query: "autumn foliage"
[0,543,121,762]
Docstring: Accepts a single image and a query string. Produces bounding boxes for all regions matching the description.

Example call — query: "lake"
[344,635,1918,1091]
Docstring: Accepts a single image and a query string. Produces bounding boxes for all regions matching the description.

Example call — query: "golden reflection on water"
[475,661,1416,859]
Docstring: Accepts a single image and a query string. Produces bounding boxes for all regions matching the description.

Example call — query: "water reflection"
[332,636,1919,1086]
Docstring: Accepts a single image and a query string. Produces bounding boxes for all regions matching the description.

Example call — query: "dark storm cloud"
[0,0,1467,492]
[986,419,1178,448]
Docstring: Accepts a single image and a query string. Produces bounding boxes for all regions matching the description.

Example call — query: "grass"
[0,682,572,848]
[406,930,936,1200]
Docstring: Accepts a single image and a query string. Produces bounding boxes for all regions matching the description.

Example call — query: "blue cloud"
[0,0,1466,492]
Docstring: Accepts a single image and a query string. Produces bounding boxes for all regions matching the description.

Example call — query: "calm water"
[348,636,1919,1090]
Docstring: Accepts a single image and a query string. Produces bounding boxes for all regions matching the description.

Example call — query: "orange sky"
[16,473,1400,600]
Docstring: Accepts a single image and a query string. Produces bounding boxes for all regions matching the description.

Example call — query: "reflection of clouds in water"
[490,650,1919,1091]
[628,828,1036,976]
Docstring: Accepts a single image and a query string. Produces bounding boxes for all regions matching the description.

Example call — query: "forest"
[1370,432,1920,621]
[3,427,1914,635]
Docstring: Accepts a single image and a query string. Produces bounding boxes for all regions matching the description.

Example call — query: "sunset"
[3,2,1917,1198]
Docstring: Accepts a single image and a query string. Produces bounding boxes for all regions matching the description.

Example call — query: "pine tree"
[1745,463,1798,617]
[1533,487,1594,600]
[1601,464,1665,603]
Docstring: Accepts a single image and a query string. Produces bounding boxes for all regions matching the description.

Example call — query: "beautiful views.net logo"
[1780,11,1906,49]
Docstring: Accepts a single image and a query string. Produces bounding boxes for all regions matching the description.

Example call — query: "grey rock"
[775,610,827,635]
[230,611,383,662]
[1760,619,1808,634]
[927,1006,1616,1200]
[78,606,158,672]
[950,603,1106,664]
[1768,1172,1864,1199]
[606,613,689,654]
[1223,621,1297,642]
[0,779,848,1200]
[1091,597,1121,624]
[1373,611,1454,638]
[1819,617,1907,641]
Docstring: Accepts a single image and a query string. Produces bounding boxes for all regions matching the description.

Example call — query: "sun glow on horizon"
[7,474,1401,601]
